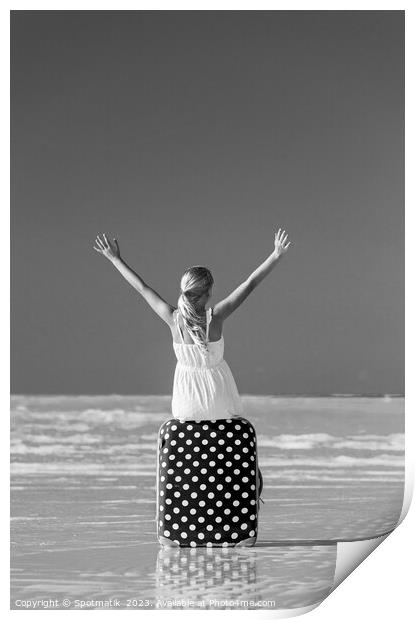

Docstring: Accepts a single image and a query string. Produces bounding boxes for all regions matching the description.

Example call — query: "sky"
[11,10,404,395]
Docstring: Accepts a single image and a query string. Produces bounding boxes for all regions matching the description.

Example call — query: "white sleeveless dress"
[171,307,244,423]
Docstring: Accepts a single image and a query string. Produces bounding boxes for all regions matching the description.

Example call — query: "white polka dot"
[241,523,248,530]
[218,425,225,430]
[172,523,179,529]
[183,484,189,490]
[178,432,185,438]
[233,484,240,491]
[165,514,171,520]
[167,468,173,474]
[234,454,241,460]
[198,516,205,523]
[198,533,204,540]
[173,507,180,514]
[201,468,207,474]
[218,439,225,445]
[250,514,256,520]
[174,491,181,498]
[249,530,255,536]
[191,476,198,482]
[193,461,199,468]
[223,524,230,531]
[160,491,164,496]
[225,476,232,483]
[216,500,223,507]
[171,426,177,431]
[190,541,197,547]
[186,439,192,445]
[241,507,248,513]
[191,492,198,499]
[217,468,224,474]
[215,533,221,539]
[232,516,239,522]
[231,532,238,539]
[166,499,172,504]
[225,492,231,499]
[224,508,231,515]
[184,468,191,474]
[207,509,214,515]
[209,461,216,467]
[182,500,188,506]
[233,500,240,506]
[194,446,200,452]
[210,432,217,437]
[227,432,233,438]
[217,453,224,459]
[189,524,196,530]
[208,492,215,499]
[164,530,170,536]
[210,446,216,452]
[199,500,206,507]
[209,476,215,482]
[180,532,187,538]
[216,484,223,491]
[200,484,207,491]
[207,524,213,531]
[190,509,196,515]
[181,515,188,522]
[215,516,222,523]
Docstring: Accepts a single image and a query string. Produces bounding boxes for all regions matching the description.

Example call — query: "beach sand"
[10,395,404,610]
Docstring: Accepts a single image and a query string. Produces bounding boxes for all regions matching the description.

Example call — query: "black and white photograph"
[10,9,405,613]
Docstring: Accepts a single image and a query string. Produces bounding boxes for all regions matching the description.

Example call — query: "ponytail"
[176,266,214,356]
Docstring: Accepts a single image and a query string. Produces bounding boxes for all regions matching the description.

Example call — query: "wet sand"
[10,395,404,610]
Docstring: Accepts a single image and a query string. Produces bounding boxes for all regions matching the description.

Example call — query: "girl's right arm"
[213,229,291,321]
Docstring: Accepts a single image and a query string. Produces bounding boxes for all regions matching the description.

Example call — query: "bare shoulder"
[167,307,178,330]
[210,305,225,339]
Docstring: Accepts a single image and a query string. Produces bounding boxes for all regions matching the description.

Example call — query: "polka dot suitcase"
[155,415,262,547]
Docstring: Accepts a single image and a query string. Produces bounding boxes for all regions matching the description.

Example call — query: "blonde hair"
[177,266,214,355]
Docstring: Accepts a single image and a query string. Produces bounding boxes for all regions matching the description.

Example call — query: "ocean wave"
[257,433,404,451]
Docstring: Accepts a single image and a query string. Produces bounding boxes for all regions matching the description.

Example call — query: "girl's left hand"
[93,233,121,262]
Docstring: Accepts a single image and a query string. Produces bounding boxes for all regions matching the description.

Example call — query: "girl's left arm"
[93,233,175,326]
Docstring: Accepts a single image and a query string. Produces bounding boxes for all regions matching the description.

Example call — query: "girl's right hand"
[274,228,291,257]
[93,233,121,262]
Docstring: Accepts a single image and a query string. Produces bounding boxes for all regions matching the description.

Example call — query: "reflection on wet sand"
[156,544,336,610]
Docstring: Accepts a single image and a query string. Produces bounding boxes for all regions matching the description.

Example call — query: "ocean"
[10,395,404,610]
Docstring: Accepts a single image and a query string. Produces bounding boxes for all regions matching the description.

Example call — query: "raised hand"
[274,228,291,257]
[93,233,121,262]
